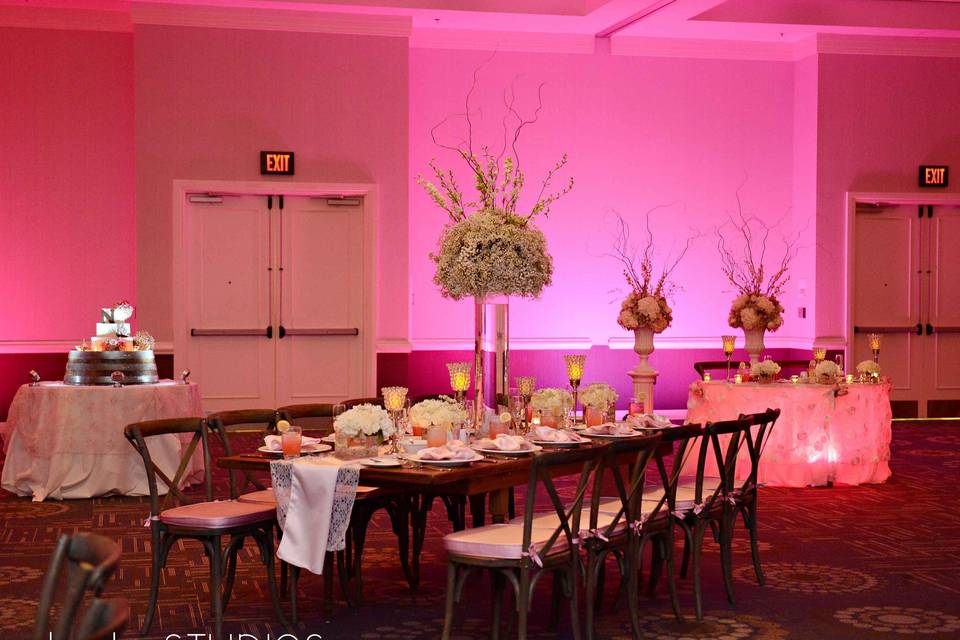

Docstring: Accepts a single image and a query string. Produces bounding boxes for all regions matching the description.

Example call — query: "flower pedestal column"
[473,296,510,429]
[628,328,658,414]
[743,327,766,365]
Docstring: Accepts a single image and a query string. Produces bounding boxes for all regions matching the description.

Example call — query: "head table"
[684,379,892,487]
[0,381,205,501]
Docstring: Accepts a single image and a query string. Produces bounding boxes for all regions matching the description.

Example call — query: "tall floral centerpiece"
[716,193,797,365]
[610,210,695,411]
[418,79,574,427]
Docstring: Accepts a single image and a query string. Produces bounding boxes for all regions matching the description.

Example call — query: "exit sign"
[919,165,948,188]
[260,151,294,175]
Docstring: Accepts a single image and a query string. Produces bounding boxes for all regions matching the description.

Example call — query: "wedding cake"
[63,302,159,385]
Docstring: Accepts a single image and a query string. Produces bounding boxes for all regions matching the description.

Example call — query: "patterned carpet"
[1,422,958,639]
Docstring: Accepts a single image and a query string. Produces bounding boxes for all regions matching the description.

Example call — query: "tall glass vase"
[473,296,510,430]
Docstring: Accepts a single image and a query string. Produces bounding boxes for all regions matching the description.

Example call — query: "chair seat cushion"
[237,489,276,505]
[444,524,570,560]
[160,500,275,529]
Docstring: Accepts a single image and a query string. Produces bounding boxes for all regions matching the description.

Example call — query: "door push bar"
[277,327,359,338]
[190,327,359,338]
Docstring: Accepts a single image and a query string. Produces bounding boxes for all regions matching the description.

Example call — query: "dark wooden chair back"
[76,598,128,640]
[690,418,751,511]
[124,417,212,515]
[647,424,705,516]
[694,359,811,379]
[208,408,282,434]
[33,533,122,640]
[342,397,384,409]
[408,393,453,405]
[736,408,781,495]
[588,434,663,539]
[517,447,604,566]
[279,403,334,420]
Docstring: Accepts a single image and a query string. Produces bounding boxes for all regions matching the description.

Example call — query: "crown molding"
[376,339,413,354]
[131,2,411,38]
[411,27,595,54]
[611,35,796,61]
[0,6,131,32]
[810,33,960,58]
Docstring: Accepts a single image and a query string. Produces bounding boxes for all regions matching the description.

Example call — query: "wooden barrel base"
[63,350,159,385]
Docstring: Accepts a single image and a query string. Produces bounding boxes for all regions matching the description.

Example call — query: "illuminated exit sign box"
[260,151,295,175]
[919,165,948,188]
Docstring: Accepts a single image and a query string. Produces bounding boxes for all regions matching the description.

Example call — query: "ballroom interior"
[1,1,959,639]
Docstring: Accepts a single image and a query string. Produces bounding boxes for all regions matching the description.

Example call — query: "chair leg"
[517,568,531,640]
[692,523,706,621]
[627,538,642,640]
[746,501,765,585]
[569,558,583,640]
[410,495,431,589]
[290,565,301,625]
[387,496,415,590]
[141,528,165,636]
[323,556,334,618]
[594,557,606,611]
[208,536,224,640]
[679,534,691,579]
[585,549,598,640]
[721,511,736,605]
[548,569,562,631]
[469,493,486,528]
[491,570,506,640]
[647,538,663,597]
[256,527,289,629]
[441,562,457,640]
[221,535,245,613]
[664,530,683,623]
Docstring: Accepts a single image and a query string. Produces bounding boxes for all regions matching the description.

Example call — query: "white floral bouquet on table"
[856,360,880,378]
[750,360,781,381]
[609,211,695,334]
[409,398,467,428]
[814,360,840,384]
[579,382,619,409]
[334,404,396,442]
[418,75,573,300]
[530,388,574,413]
[716,190,800,333]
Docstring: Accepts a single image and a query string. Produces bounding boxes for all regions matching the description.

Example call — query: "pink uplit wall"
[134,25,409,344]
[814,54,960,339]
[409,48,815,351]
[0,26,135,344]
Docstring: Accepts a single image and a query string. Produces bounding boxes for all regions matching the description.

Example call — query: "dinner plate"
[580,429,642,439]
[471,443,543,456]
[531,438,586,448]
[360,456,402,467]
[257,443,332,455]
[320,434,336,443]
[404,452,484,466]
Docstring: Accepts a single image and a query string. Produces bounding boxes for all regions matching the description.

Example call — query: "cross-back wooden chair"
[671,417,750,620]
[441,446,604,640]
[582,433,663,640]
[342,396,384,409]
[124,417,287,638]
[207,409,281,493]
[75,598,128,640]
[33,532,122,640]
[278,403,334,433]
[731,408,780,586]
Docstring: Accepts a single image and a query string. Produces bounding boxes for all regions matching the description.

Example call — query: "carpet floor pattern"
[1,422,958,639]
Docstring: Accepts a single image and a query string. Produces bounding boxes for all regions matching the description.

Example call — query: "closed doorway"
[174,184,375,413]
[850,199,960,418]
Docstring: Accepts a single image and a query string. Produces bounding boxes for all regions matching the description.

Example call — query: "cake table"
[1,381,204,501]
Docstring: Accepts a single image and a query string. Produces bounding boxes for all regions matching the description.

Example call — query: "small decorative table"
[1,381,204,501]
[685,380,892,487]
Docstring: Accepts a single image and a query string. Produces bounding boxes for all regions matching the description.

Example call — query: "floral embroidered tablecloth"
[685,381,892,487]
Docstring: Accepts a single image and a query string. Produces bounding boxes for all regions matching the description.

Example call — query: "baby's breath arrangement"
[417,76,573,300]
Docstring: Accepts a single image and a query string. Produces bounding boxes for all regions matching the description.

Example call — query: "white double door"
[183,193,366,413]
[852,202,960,417]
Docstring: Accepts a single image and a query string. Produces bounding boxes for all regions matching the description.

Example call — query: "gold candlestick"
[564,355,585,423]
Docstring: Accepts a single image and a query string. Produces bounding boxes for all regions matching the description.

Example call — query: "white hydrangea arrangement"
[814,360,840,384]
[729,294,784,332]
[334,404,396,441]
[750,360,781,380]
[530,388,573,412]
[409,398,467,428]
[579,382,619,409]
[856,360,880,376]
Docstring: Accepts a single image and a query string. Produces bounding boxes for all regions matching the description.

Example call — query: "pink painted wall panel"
[0,27,135,342]
[815,54,960,338]
[134,26,409,343]
[409,48,814,351]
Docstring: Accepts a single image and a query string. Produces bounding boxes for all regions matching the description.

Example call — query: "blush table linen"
[271,455,360,575]
[685,380,892,487]
[1,381,204,501]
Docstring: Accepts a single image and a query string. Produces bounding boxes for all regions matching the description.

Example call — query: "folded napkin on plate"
[263,434,323,451]
[584,422,637,436]
[417,444,478,460]
[474,434,530,451]
[533,427,583,443]
[626,413,673,429]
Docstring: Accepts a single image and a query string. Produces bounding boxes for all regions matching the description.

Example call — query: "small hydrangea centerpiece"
[409,398,467,430]
[529,388,574,427]
[334,403,396,459]
[750,360,781,383]
[814,360,840,385]
[856,360,881,381]
[579,382,619,426]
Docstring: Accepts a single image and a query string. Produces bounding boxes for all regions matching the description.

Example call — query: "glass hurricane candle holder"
[721,335,736,381]
[813,347,827,363]
[381,386,408,454]
[563,355,586,422]
[446,362,471,403]
[869,333,881,364]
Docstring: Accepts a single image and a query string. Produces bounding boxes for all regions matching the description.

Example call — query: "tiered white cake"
[64,302,158,385]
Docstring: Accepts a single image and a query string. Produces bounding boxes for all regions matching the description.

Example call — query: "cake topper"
[180,369,191,384]
[29,370,40,386]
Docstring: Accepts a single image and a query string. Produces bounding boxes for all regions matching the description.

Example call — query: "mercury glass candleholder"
[813,347,827,363]
[446,362,471,404]
[516,376,536,427]
[381,386,408,454]
[721,335,736,381]
[563,354,586,422]
[869,333,881,365]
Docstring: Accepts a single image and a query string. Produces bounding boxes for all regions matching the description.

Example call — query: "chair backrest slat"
[342,397,384,409]
[589,434,663,538]
[76,598,128,640]
[692,418,749,510]
[736,408,781,494]
[278,403,334,420]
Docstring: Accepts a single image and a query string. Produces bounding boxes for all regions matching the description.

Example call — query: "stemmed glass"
[509,392,525,435]
[564,355,585,423]
[722,335,736,381]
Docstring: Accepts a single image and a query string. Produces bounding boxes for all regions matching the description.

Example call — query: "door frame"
[172,179,379,402]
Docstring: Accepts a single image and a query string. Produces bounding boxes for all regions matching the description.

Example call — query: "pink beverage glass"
[281,425,303,459]
[426,424,449,448]
[585,406,605,427]
[490,420,509,437]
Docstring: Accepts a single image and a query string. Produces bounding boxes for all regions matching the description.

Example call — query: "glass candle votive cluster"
[446,362,471,397]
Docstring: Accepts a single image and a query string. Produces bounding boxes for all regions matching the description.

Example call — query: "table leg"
[408,493,433,589]
[488,488,510,524]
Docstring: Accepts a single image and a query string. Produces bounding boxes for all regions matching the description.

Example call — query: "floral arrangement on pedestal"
[716,191,800,364]
[750,360,781,383]
[814,360,840,384]
[409,397,467,428]
[334,403,396,459]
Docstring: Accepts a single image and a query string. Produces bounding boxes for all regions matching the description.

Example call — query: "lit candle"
[722,335,736,356]
[703,373,712,382]
[381,386,408,412]
[734,374,743,384]
[869,333,881,351]
[790,375,799,383]
[564,354,585,383]
[813,347,827,362]
[446,362,471,395]
[845,374,854,384]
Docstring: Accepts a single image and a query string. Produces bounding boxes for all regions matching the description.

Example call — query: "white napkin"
[533,427,583,443]
[585,422,637,436]
[418,444,478,460]
[263,434,323,451]
[627,413,673,429]
[475,434,530,451]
